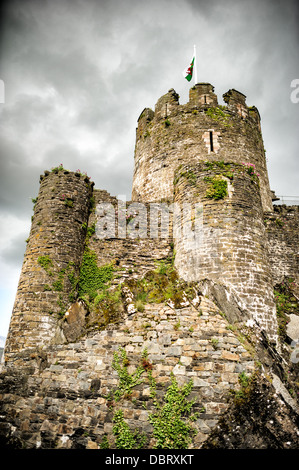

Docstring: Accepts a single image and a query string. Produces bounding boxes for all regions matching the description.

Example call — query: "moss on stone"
[205,106,232,127]
[124,258,197,310]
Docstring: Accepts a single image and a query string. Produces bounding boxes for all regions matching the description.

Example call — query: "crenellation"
[154,88,180,121]
[189,83,218,109]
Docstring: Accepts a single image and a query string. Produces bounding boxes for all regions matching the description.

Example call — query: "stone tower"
[4,169,93,364]
[132,83,277,340]
[132,83,273,213]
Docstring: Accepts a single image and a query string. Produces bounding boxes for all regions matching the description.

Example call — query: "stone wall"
[132,83,273,212]
[0,295,256,449]
[88,190,173,284]
[265,205,299,290]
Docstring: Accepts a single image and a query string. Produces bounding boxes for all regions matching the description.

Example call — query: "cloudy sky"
[0,0,298,338]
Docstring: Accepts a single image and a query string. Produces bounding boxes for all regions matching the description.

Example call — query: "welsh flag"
[183,57,195,82]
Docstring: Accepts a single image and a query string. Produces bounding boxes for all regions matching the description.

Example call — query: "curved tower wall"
[132,83,273,212]
[173,161,278,341]
[4,170,93,364]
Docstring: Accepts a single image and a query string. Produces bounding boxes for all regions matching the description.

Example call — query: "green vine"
[148,373,199,449]
[112,410,147,449]
[77,247,114,303]
[111,348,145,401]
[103,348,202,449]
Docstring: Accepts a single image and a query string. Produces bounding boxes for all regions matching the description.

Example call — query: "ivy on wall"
[102,347,203,449]
[77,248,114,302]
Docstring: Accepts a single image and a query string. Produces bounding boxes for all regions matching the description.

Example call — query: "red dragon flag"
[182,46,198,83]
[183,57,195,82]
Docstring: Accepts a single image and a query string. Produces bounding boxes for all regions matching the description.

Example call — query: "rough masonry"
[0,83,298,449]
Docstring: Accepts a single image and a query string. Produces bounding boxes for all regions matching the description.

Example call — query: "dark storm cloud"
[0,135,40,217]
[0,231,27,267]
[0,0,298,208]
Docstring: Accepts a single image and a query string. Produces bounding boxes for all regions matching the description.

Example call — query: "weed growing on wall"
[229,371,261,407]
[38,255,54,275]
[173,168,197,186]
[50,163,92,181]
[241,162,260,184]
[204,176,228,200]
[50,163,65,173]
[204,161,234,179]
[124,257,197,312]
[274,278,298,341]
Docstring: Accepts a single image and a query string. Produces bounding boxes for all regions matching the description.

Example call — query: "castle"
[0,83,298,449]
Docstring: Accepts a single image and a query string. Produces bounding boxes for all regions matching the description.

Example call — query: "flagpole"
[193,44,198,85]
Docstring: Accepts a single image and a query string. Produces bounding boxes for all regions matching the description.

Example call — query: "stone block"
[166,346,182,356]
[172,364,186,375]
[221,351,240,361]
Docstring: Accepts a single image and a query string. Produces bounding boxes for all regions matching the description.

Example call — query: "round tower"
[4,169,93,364]
[132,83,273,212]
[173,160,278,341]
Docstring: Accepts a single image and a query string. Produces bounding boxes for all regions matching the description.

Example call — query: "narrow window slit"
[209,131,214,152]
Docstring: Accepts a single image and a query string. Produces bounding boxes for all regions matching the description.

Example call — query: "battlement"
[133,84,271,211]
[138,83,260,122]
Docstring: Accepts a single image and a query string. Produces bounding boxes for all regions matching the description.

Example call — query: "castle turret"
[4,169,93,364]
[132,84,273,213]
